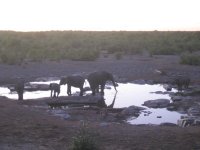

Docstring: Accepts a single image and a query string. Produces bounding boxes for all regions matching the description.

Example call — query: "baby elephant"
[49,83,60,97]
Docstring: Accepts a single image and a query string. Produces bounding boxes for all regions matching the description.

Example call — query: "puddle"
[128,108,183,125]
[0,80,86,100]
[103,83,184,125]
[0,80,185,125]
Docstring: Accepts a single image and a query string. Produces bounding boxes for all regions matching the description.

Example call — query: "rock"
[171,96,193,102]
[194,119,200,125]
[47,95,105,108]
[151,91,174,95]
[34,77,60,82]
[83,86,91,92]
[160,123,177,126]
[131,80,146,85]
[163,84,172,91]
[177,116,200,127]
[105,85,112,90]
[118,105,146,118]
[182,88,200,96]
[8,83,50,92]
[152,91,164,94]
[188,106,200,116]
[171,96,183,102]
[167,105,177,111]
[146,80,154,85]
[117,77,129,83]
[143,99,170,108]
[49,109,70,120]
[177,116,195,127]
[26,83,50,91]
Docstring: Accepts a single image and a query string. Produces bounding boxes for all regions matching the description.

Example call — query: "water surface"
[0,80,184,125]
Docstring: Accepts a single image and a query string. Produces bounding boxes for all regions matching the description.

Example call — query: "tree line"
[0,31,200,65]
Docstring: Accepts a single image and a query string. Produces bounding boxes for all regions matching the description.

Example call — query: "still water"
[0,80,183,125]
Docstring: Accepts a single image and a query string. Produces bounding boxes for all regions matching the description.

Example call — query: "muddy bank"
[1,55,200,149]
[1,97,200,150]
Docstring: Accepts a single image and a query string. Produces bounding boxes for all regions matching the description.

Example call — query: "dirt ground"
[0,54,200,150]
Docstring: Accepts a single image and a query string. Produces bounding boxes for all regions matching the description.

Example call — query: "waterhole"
[0,80,184,125]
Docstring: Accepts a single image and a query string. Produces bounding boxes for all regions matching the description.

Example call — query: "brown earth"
[0,55,200,150]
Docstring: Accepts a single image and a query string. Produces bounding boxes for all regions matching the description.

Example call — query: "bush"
[180,53,200,65]
[72,122,99,150]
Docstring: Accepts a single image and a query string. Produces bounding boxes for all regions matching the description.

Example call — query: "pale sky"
[0,0,200,31]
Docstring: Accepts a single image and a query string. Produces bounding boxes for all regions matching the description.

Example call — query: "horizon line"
[0,29,200,33]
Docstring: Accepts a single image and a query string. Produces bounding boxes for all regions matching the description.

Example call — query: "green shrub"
[180,53,200,65]
[72,122,99,150]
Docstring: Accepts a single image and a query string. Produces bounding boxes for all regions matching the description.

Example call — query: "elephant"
[15,79,25,100]
[59,75,85,96]
[49,83,60,97]
[173,75,190,91]
[87,71,117,96]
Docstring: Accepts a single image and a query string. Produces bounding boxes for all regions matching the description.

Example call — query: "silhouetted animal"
[173,76,190,91]
[59,75,85,96]
[49,83,60,97]
[87,71,117,96]
[15,79,25,100]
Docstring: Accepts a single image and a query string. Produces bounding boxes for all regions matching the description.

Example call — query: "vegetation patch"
[180,53,200,66]
[71,122,99,150]
[0,31,200,64]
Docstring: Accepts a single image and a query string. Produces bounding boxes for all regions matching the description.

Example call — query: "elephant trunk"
[111,79,117,92]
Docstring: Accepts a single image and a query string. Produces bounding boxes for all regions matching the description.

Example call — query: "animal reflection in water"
[98,91,118,118]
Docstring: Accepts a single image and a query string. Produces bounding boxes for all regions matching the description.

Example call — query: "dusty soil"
[1,55,200,150]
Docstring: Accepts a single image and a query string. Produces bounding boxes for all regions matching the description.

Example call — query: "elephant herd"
[49,73,191,98]
[49,71,118,98]
[14,71,191,100]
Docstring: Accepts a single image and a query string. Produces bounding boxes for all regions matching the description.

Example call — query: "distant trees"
[0,31,200,64]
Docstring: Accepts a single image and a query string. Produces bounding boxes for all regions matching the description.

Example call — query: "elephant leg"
[79,87,83,96]
[17,92,23,100]
[92,89,95,96]
[100,83,105,95]
[96,86,100,93]
[57,91,60,97]
[91,85,96,96]
[67,85,72,96]
[50,90,53,97]
[53,91,56,97]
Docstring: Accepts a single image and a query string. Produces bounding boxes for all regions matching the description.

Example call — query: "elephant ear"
[60,77,67,85]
